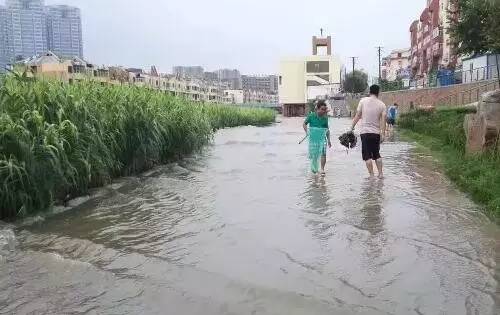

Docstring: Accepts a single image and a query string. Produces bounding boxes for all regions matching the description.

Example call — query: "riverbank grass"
[398,107,500,220]
[0,77,276,219]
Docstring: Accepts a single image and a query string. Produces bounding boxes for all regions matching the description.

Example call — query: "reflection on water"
[1,118,499,315]
[359,179,385,235]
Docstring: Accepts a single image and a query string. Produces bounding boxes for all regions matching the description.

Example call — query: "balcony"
[423,36,431,46]
[432,43,442,57]
[432,27,443,39]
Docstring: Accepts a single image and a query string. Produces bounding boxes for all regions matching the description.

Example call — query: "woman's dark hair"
[316,100,327,109]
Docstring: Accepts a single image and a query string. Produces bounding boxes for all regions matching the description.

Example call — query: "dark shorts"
[387,118,395,125]
[361,133,381,161]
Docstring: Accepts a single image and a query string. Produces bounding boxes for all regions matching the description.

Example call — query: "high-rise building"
[0,0,83,72]
[242,75,278,93]
[216,69,242,89]
[203,71,218,81]
[2,0,48,64]
[172,66,204,79]
[0,5,7,70]
[217,68,240,80]
[46,5,83,58]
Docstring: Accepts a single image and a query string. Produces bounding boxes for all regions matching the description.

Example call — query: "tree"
[380,78,405,92]
[343,70,368,94]
[486,0,500,53]
[449,0,500,83]
[448,0,491,55]
[449,0,500,54]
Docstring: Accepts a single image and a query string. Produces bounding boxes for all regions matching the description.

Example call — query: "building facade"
[0,6,7,70]
[224,89,244,104]
[279,35,341,116]
[242,75,278,93]
[409,0,459,81]
[217,68,242,89]
[461,54,500,83]
[203,71,217,81]
[381,48,411,82]
[46,5,83,58]
[172,66,204,79]
[2,0,48,66]
[243,90,278,105]
[217,68,240,80]
[0,0,83,71]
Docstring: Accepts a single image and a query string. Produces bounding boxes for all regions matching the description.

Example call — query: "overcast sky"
[5,0,425,77]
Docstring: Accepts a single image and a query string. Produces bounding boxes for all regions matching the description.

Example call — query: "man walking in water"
[303,100,332,175]
[351,85,386,178]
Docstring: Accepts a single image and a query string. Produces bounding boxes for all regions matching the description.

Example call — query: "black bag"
[338,131,357,149]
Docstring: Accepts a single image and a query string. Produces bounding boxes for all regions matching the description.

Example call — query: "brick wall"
[379,80,499,112]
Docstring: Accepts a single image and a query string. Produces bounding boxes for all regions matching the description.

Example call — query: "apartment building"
[381,48,411,81]
[409,0,459,80]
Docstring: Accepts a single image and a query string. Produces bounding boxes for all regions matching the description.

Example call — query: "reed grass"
[0,77,275,219]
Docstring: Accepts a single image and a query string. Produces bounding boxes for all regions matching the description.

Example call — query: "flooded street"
[1,117,499,315]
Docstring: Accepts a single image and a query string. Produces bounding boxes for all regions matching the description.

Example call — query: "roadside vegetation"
[399,107,500,219]
[0,76,275,219]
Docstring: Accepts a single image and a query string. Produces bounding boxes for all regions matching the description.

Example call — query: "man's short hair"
[316,99,327,109]
[369,85,380,96]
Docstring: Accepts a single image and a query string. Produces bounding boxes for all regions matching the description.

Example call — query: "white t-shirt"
[357,96,386,134]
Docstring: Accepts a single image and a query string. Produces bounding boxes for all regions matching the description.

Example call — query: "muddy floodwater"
[1,118,499,315]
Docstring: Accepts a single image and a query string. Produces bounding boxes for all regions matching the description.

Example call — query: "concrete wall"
[279,59,306,105]
[379,80,500,112]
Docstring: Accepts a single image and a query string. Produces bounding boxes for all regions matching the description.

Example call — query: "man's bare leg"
[365,160,374,177]
[320,155,326,175]
[375,158,383,178]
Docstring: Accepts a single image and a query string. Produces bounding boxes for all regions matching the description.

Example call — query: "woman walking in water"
[303,100,331,175]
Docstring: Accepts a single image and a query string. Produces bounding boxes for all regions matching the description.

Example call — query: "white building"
[279,35,341,116]
[224,90,244,104]
[462,54,500,83]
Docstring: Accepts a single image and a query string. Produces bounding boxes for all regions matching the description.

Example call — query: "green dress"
[304,113,329,173]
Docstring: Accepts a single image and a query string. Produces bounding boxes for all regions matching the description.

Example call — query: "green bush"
[399,107,500,219]
[0,77,275,219]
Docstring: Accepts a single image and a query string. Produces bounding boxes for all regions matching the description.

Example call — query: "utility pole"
[349,56,357,74]
[376,46,383,82]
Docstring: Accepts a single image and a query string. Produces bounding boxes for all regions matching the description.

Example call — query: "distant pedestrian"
[351,85,387,178]
[386,103,398,134]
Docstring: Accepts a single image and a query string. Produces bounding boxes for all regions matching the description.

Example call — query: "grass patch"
[0,77,275,219]
[399,108,500,220]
